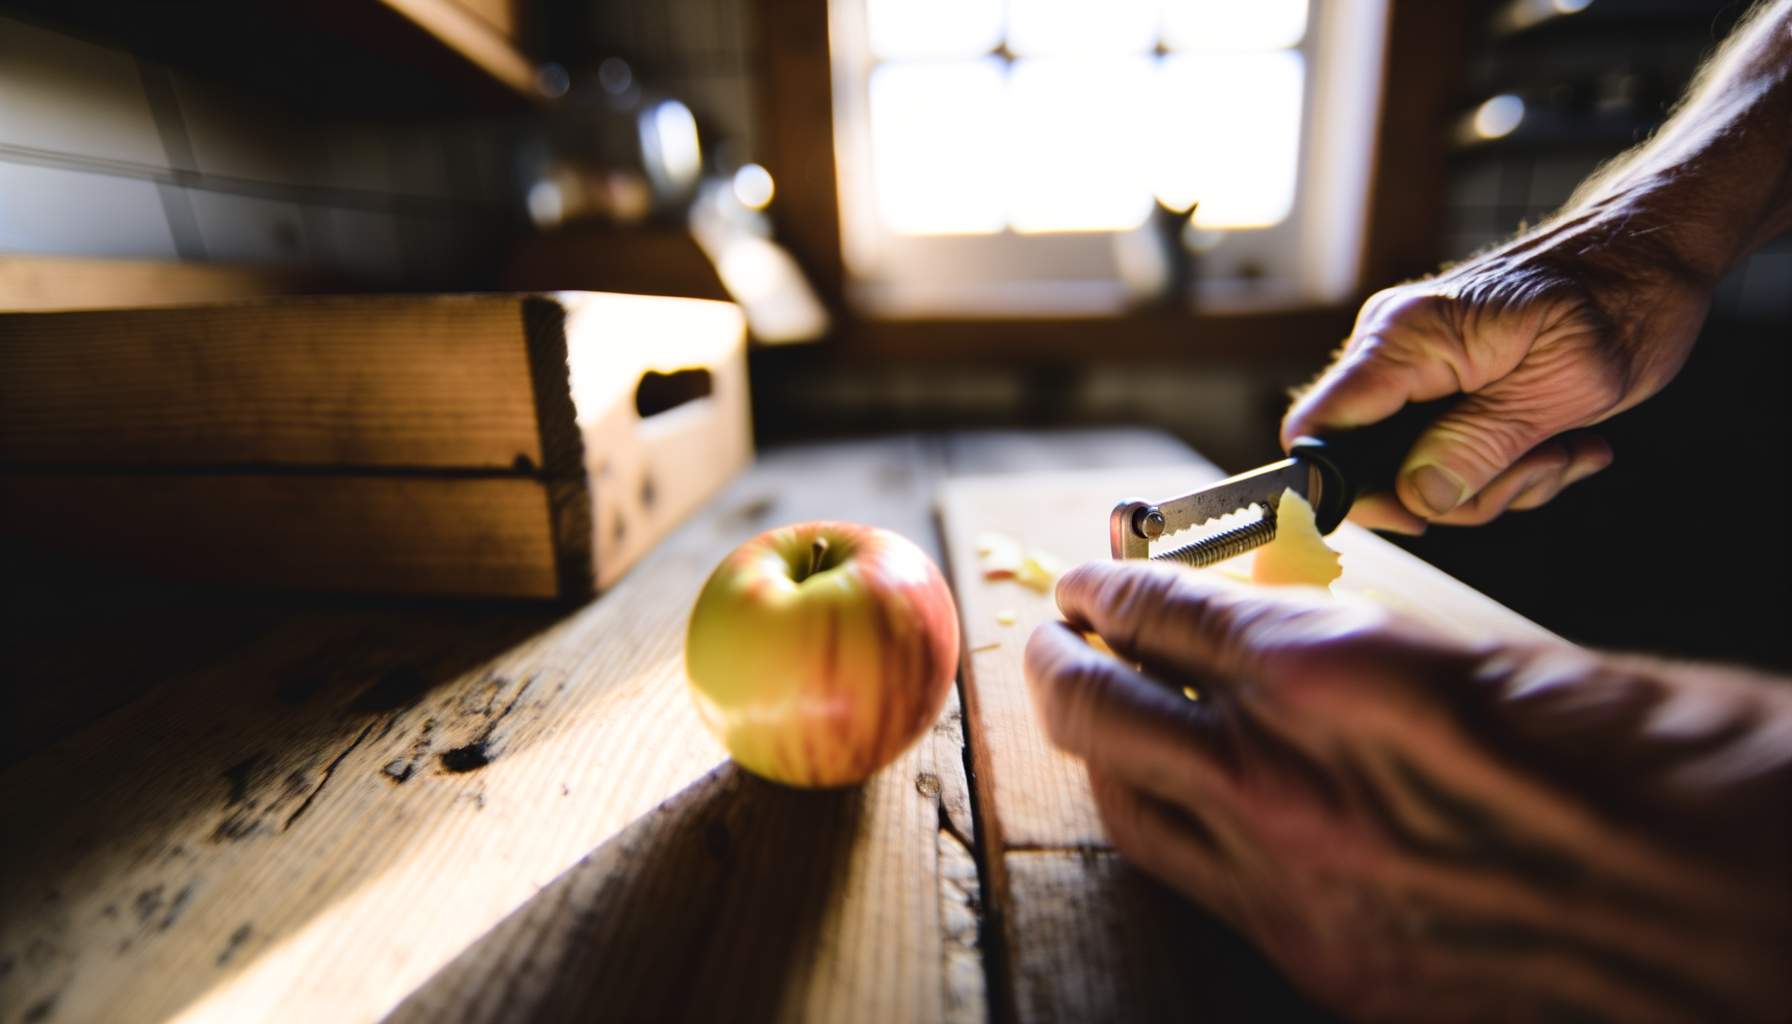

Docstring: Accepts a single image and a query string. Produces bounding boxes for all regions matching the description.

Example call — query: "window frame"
[750,0,1469,365]
[828,0,1389,318]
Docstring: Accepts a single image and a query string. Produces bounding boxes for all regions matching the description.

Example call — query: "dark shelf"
[0,0,550,116]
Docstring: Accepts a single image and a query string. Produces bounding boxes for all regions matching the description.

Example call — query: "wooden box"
[0,292,751,598]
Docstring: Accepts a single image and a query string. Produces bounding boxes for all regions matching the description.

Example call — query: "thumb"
[1281,292,1500,452]
[1395,377,1612,519]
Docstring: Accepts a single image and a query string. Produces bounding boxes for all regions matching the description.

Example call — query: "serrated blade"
[1110,458,1314,559]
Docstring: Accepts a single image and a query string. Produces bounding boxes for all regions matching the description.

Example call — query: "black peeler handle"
[1288,398,1458,534]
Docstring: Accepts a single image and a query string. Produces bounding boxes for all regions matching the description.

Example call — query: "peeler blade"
[1110,458,1313,560]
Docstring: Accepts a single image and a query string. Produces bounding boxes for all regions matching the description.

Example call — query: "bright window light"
[865,0,1004,60]
[1473,94,1526,139]
[1005,0,1160,57]
[869,59,1007,235]
[1156,51,1305,228]
[1008,57,1156,232]
[835,0,1388,314]
[1161,0,1309,52]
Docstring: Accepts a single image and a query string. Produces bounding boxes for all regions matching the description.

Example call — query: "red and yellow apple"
[685,521,960,787]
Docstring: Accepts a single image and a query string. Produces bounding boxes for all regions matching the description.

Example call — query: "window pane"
[866,0,1004,60]
[1154,52,1304,228]
[869,60,1007,235]
[1008,56,1156,233]
[1161,0,1308,51]
[1006,0,1159,57]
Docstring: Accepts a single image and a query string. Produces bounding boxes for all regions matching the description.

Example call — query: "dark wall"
[1394,0,1792,669]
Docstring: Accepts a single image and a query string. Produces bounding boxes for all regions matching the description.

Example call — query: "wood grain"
[0,474,562,598]
[0,256,319,313]
[0,435,991,1024]
[936,461,1559,1018]
[1005,852,1332,1023]
[0,296,543,469]
[0,292,752,599]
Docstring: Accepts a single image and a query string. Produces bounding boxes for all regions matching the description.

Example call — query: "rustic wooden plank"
[0,292,753,600]
[386,700,979,1023]
[936,461,1560,1019]
[938,463,1557,847]
[1004,851,1331,1023]
[0,256,319,313]
[0,296,543,469]
[386,434,986,1024]
[0,474,563,599]
[0,435,983,1024]
[444,0,521,40]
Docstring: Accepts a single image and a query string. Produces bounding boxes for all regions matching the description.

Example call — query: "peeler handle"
[1288,398,1457,534]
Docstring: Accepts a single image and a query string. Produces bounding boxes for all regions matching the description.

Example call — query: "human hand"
[1283,220,1715,533]
[1024,560,1792,1022]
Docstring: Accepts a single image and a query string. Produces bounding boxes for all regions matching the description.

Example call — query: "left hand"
[1023,559,1792,1023]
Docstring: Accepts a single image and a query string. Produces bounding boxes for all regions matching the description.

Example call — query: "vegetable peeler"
[1110,400,1446,564]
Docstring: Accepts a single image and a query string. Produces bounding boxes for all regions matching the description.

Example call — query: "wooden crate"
[0,292,751,598]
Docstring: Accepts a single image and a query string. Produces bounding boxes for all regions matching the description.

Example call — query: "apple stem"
[808,537,830,579]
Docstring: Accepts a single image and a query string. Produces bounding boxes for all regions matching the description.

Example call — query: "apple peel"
[1250,488,1343,589]
[977,530,1066,594]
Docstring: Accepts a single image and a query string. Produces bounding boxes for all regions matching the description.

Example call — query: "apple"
[685,521,960,787]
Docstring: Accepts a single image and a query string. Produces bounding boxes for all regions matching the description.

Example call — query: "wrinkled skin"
[1283,0,1792,534]
[1279,239,1703,532]
[1025,6,1792,1021]
[1026,561,1792,1022]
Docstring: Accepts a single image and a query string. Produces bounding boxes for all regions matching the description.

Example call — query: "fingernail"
[1405,465,1466,517]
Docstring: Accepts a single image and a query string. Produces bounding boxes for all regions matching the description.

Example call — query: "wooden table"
[0,429,1548,1023]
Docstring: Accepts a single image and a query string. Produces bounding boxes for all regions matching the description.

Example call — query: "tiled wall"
[1441,5,1791,323]
[0,13,520,286]
[579,0,760,161]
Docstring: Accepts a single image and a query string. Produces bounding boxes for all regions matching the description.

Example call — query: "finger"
[1346,493,1429,535]
[1052,560,1350,686]
[1088,765,1241,923]
[1280,295,1476,450]
[1395,375,1618,520]
[1430,433,1612,524]
[1282,337,1451,451]
[1023,620,1234,807]
[1511,434,1613,509]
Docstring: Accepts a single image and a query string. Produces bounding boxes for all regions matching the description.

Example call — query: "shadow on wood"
[0,580,569,1022]
[387,761,867,1023]
[1005,850,1336,1023]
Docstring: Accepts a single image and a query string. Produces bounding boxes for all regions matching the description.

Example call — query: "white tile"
[188,188,314,264]
[1527,157,1600,209]
[0,15,169,167]
[667,0,721,58]
[171,70,329,189]
[439,120,512,200]
[328,206,403,282]
[395,213,469,284]
[681,77,755,151]
[0,161,176,257]
[320,122,397,195]
[383,125,457,199]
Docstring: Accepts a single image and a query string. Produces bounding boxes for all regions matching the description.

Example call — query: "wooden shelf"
[0,0,550,114]
[374,0,546,102]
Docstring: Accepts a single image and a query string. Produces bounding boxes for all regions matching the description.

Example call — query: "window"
[830,0,1389,317]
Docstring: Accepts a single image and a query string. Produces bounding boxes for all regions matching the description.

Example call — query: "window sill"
[838,303,1355,367]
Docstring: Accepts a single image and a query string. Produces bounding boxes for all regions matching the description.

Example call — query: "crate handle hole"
[635,368,713,419]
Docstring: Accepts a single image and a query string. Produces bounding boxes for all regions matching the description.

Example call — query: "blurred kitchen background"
[2,0,1786,667]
